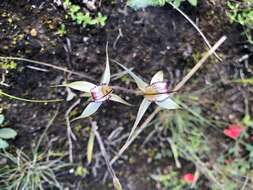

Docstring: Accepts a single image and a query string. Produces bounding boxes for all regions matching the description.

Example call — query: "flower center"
[90,85,113,102]
[143,82,169,102]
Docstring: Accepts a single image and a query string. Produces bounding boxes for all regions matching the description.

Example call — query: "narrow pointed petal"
[62,81,96,92]
[156,98,179,110]
[150,70,164,84]
[114,61,148,91]
[100,43,110,85]
[109,94,132,106]
[79,102,102,118]
[128,98,151,140]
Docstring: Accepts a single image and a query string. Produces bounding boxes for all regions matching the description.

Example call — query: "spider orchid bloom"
[62,53,130,120]
[116,62,178,139]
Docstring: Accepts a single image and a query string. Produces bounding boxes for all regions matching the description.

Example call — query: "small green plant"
[56,23,67,37]
[0,59,17,70]
[227,0,253,44]
[63,0,107,27]
[0,114,17,149]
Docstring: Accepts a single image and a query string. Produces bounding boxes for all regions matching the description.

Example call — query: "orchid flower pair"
[115,62,179,139]
[62,51,130,120]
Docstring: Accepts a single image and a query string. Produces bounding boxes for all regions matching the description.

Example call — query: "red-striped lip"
[90,85,113,102]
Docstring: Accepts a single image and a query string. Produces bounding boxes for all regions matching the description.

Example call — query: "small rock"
[30,28,38,37]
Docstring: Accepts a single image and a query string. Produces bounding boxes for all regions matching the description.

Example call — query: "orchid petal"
[62,81,96,92]
[114,61,148,91]
[79,102,102,118]
[156,98,179,110]
[109,94,132,106]
[127,98,151,140]
[100,43,110,85]
[150,70,164,84]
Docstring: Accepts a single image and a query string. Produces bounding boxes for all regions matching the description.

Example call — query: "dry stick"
[65,99,80,163]
[169,2,222,61]
[91,121,122,190]
[110,35,227,166]
[0,56,94,81]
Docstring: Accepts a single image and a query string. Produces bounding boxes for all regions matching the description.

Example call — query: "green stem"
[0,90,63,103]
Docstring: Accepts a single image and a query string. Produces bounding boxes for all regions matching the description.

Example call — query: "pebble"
[30,28,38,37]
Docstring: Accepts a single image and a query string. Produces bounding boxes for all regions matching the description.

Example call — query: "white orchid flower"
[62,49,130,120]
[115,62,179,139]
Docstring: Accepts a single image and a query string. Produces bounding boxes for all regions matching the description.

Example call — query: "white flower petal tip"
[109,94,132,106]
[156,98,179,110]
[61,81,96,92]
[144,82,169,102]
[113,61,148,91]
[100,43,111,85]
[90,85,113,102]
[150,70,164,84]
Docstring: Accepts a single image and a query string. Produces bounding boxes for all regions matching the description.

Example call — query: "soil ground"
[0,0,252,189]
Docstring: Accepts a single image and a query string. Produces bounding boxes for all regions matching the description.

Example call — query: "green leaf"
[127,0,166,9]
[0,138,9,149]
[114,61,148,91]
[0,114,4,125]
[109,94,132,106]
[0,128,17,139]
[172,0,182,7]
[87,129,95,164]
[156,98,179,110]
[100,43,110,85]
[62,81,96,93]
[127,98,151,140]
[150,70,164,84]
[187,0,197,6]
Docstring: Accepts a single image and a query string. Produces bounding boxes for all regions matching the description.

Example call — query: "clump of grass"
[0,111,69,190]
[0,149,67,190]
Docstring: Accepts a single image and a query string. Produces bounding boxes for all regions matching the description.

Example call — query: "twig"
[91,121,122,190]
[0,56,95,81]
[65,99,80,162]
[169,2,222,61]
[110,36,227,165]
[241,176,249,190]
[173,36,227,92]
[110,108,160,165]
